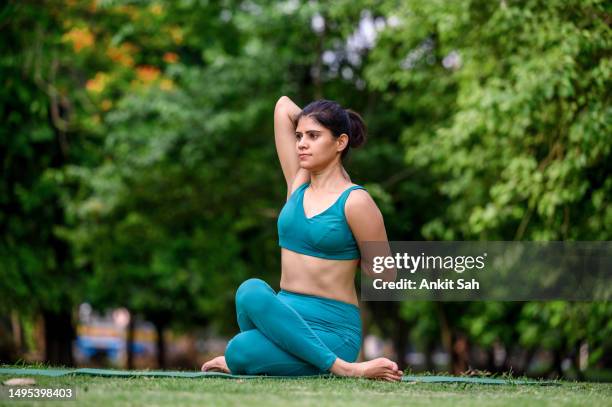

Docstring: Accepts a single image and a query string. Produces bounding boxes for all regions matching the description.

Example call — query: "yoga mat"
[0,368,557,385]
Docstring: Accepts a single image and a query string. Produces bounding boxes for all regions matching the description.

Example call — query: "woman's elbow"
[275,96,289,110]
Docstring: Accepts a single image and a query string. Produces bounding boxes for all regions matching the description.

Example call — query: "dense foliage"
[1,0,609,375]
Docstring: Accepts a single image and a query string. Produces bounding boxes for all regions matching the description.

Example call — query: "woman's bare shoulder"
[345,188,375,207]
[344,188,381,219]
[344,188,386,239]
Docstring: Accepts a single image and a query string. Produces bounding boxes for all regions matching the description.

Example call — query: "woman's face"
[295,115,347,170]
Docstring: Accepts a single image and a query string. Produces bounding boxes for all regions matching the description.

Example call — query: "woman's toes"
[202,359,217,371]
[387,372,400,381]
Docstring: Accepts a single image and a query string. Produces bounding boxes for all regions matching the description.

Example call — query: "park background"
[1,0,610,381]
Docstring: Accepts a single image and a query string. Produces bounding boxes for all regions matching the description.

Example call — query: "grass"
[1,370,611,407]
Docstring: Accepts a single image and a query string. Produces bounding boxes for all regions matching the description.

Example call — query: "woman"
[201,96,402,381]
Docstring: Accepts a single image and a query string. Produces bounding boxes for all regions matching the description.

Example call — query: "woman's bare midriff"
[279,248,360,307]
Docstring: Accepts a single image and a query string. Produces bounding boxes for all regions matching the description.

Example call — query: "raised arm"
[274,96,350,199]
[274,96,306,192]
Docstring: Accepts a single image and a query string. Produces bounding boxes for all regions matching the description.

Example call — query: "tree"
[365,0,611,373]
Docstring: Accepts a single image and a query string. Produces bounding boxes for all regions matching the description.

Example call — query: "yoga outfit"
[278,182,366,260]
[225,182,366,375]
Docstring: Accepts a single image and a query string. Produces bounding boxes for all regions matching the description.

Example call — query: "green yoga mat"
[0,368,557,385]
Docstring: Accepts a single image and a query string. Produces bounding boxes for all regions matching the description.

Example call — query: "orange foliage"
[62,26,95,53]
[86,72,109,93]
[136,65,161,83]
[107,43,137,67]
[163,52,179,64]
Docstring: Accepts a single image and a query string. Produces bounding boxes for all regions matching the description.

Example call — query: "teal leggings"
[224,278,362,376]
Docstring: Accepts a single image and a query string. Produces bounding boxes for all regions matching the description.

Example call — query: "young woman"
[201,96,402,381]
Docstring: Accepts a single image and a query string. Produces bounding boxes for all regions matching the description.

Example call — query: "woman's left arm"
[345,190,397,281]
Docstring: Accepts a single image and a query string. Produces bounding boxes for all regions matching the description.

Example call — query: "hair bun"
[345,108,367,149]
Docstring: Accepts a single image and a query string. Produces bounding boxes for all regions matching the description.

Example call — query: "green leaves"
[370,0,611,241]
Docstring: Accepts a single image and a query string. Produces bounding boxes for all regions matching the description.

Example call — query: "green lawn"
[1,374,611,407]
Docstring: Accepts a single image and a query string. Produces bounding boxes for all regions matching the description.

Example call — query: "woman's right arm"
[274,96,309,197]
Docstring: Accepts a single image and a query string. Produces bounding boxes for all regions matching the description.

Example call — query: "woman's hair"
[295,99,367,160]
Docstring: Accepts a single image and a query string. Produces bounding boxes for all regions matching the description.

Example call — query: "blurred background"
[0,0,610,380]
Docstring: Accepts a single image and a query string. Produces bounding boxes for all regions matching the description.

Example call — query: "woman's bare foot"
[201,356,231,373]
[330,357,403,382]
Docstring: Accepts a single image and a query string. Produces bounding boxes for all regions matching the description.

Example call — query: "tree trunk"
[572,343,585,381]
[0,315,17,363]
[452,334,469,374]
[153,319,167,369]
[522,347,536,376]
[392,304,408,371]
[436,303,453,373]
[11,311,24,355]
[43,309,75,366]
[551,348,563,379]
[126,314,135,369]
[486,348,497,373]
[424,340,435,372]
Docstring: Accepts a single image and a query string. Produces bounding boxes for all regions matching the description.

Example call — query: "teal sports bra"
[277,182,366,260]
